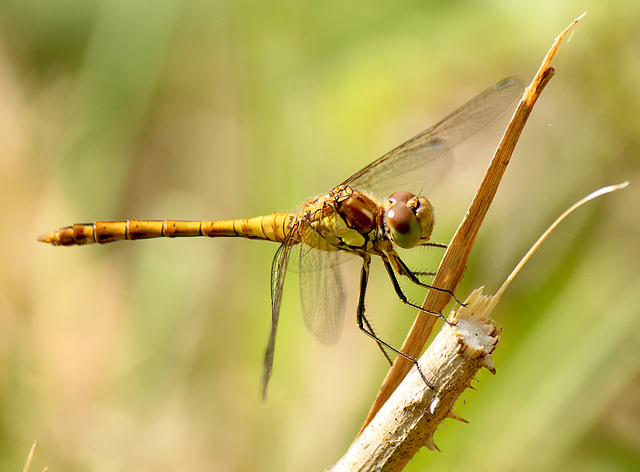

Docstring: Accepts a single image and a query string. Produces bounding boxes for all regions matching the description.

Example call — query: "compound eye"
[389,191,416,205]
[386,202,421,249]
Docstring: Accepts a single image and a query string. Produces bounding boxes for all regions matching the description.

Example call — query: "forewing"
[343,77,523,198]
[298,243,346,345]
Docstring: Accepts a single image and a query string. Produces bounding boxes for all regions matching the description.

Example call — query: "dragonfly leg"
[411,242,443,279]
[380,256,453,326]
[411,270,437,278]
[392,254,466,307]
[423,242,448,249]
[354,256,392,365]
[356,255,434,389]
[366,318,394,366]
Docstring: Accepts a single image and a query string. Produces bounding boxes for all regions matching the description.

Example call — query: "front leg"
[391,252,466,307]
[379,254,450,323]
[423,242,447,249]
[411,242,445,279]
[411,269,437,278]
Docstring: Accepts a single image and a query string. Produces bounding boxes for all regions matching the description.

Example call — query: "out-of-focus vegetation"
[1,1,638,471]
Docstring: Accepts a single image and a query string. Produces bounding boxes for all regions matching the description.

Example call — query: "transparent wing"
[262,227,298,399]
[343,77,523,198]
[297,243,347,345]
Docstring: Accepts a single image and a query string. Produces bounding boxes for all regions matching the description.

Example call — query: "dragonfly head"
[384,191,434,249]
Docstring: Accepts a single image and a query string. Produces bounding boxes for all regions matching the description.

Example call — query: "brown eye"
[386,202,421,249]
[389,191,415,205]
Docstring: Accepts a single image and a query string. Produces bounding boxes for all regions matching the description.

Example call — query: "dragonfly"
[39,77,523,398]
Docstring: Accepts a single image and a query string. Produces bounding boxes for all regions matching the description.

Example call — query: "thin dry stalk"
[359,13,585,434]
[22,441,38,472]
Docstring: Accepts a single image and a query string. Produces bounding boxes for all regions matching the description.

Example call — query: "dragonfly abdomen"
[38,213,294,246]
[219,213,294,242]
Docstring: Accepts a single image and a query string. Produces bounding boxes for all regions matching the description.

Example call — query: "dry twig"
[359,13,586,435]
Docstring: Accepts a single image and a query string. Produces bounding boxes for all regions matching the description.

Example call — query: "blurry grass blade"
[491,181,629,303]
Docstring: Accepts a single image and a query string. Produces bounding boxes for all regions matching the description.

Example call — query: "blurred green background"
[1,1,639,471]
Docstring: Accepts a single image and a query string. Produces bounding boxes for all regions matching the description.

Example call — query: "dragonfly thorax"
[384,191,434,249]
[298,186,382,254]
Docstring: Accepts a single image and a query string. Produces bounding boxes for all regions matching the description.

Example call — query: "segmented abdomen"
[38,213,295,246]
